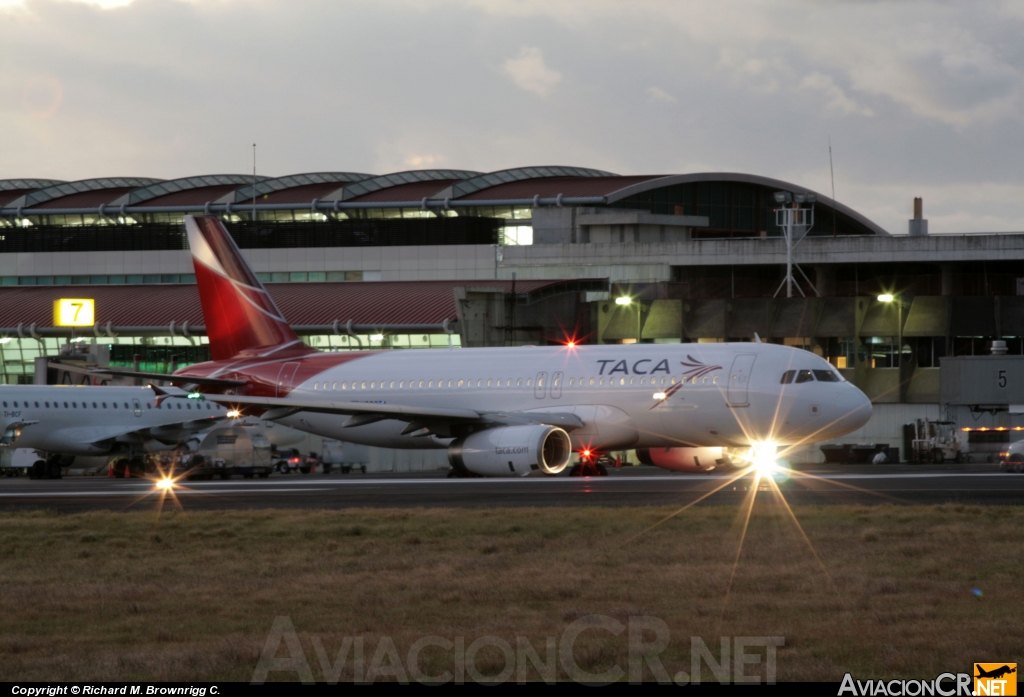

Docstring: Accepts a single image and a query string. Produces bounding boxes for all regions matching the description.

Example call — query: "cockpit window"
[813,369,841,383]
[794,370,815,383]
[781,370,796,384]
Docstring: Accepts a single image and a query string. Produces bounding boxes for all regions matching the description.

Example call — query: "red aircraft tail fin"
[185,215,301,361]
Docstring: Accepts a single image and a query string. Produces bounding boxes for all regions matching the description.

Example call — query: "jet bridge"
[940,352,1024,413]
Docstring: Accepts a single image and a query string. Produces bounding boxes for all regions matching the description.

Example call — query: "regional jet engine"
[636,446,733,473]
[448,425,572,477]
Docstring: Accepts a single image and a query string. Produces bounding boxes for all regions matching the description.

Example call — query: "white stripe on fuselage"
[256,343,868,451]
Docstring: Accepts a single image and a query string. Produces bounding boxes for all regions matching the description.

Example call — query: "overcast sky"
[2,0,1022,235]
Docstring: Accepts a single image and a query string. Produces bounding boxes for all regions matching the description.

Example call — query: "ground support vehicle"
[904,419,969,464]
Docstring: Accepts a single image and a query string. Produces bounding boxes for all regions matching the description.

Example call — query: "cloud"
[646,86,676,104]
[502,46,562,97]
[799,73,873,117]
[1,0,1024,234]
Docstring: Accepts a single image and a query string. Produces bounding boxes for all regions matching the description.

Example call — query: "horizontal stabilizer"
[91,368,246,388]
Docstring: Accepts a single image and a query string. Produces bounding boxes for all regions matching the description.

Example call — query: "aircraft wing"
[199,394,584,433]
[91,368,247,388]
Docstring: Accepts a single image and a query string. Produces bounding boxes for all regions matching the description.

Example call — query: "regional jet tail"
[177,215,873,477]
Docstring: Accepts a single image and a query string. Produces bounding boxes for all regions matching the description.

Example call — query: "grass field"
[0,502,1021,682]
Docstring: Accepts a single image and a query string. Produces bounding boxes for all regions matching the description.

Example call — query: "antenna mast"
[829,136,837,237]
[252,141,258,225]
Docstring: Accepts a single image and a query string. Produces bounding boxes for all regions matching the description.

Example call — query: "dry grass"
[0,504,1021,682]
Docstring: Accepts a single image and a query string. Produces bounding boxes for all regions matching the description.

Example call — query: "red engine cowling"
[636,447,731,472]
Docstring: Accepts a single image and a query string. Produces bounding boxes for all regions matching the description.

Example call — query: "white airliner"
[0,386,229,478]
[108,216,874,478]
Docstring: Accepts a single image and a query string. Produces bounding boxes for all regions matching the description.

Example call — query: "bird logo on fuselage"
[648,357,724,410]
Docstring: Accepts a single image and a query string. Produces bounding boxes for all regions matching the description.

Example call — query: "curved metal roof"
[6,177,163,210]
[340,169,481,201]
[605,172,890,236]
[447,166,617,199]
[0,179,66,192]
[457,175,658,202]
[232,172,373,203]
[115,175,265,206]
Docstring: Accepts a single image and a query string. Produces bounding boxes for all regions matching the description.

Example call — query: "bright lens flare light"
[226,409,241,418]
[877,293,894,303]
[615,296,631,306]
[155,477,175,491]
[750,442,779,475]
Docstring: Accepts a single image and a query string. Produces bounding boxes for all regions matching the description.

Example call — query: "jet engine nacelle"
[636,446,731,472]
[448,425,572,477]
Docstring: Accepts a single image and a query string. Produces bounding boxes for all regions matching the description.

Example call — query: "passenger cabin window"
[813,370,841,383]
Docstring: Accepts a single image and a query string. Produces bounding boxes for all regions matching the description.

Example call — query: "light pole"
[616,295,640,343]
[877,294,902,368]
[773,191,817,298]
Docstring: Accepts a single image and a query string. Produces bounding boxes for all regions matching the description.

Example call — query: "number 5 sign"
[53,298,95,327]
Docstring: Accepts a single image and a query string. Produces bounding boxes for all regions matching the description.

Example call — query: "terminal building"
[2,166,1024,466]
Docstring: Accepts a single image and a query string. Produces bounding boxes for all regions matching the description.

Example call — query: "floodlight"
[877,294,894,303]
[773,191,792,204]
[615,296,631,306]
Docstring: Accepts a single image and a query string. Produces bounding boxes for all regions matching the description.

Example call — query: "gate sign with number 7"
[53,298,95,327]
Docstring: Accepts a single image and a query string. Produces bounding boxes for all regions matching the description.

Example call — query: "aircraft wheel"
[243,473,254,479]
[1014,462,1024,474]
[568,464,582,477]
[219,472,231,480]
[360,465,366,473]
[47,462,62,479]
[954,452,964,464]
[932,450,944,464]
[258,471,270,479]
[29,461,44,480]
[596,463,609,477]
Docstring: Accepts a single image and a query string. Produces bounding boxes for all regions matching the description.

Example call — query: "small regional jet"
[0,386,230,478]
[99,215,873,478]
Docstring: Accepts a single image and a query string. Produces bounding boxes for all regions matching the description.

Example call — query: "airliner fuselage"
[183,341,871,454]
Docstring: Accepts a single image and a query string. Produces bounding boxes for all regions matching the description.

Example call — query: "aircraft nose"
[835,386,872,435]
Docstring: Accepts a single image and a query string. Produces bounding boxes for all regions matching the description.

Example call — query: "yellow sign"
[975,664,1017,696]
[53,298,95,327]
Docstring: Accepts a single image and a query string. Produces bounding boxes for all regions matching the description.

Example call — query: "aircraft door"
[726,354,757,407]
[534,372,548,399]
[551,371,563,399]
[276,362,302,397]
[132,398,142,417]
